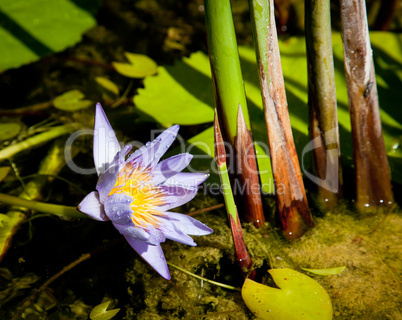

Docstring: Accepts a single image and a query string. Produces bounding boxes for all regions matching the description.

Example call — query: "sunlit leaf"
[95,77,120,96]
[135,32,402,187]
[0,212,24,261]
[90,300,120,320]
[134,51,214,125]
[113,53,157,78]
[0,122,22,141]
[0,167,11,183]
[241,268,332,320]
[53,90,92,112]
[0,0,100,71]
[301,266,346,275]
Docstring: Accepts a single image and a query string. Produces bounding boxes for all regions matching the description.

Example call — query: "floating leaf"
[113,53,157,78]
[0,267,39,305]
[90,300,120,320]
[0,212,24,260]
[242,268,332,320]
[301,266,346,275]
[53,90,92,112]
[135,32,402,187]
[0,0,100,71]
[0,167,11,183]
[95,77,120,96]
[0,122,22,141]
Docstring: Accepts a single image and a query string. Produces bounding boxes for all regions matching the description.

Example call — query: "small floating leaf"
[0,122,22,141]
[242,268,332,320]
[0,212,24,259]
[113,53,157,78]
[301,266,346,275]
[95,77,120,96]
[0,167,11,183]
[90,300,120,320]
[53,90,92,112]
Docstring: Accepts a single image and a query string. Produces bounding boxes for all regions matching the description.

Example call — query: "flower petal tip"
[125,237,171,280]
[77,191,109,221]
[94,104,121,175]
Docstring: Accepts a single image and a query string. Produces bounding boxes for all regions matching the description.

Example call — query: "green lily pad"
[0,167,11,183]
[53,90,92,112]
[134,32,402,187]
[0,0,100,72]
[241,268,332,320]
[113,53,158,78]
[301,266,346,275]
[0,212,24,260]
[0,122,22,141]
[95,76,120,96]
[90,300,120,320]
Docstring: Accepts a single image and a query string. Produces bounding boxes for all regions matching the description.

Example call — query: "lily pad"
[0,167,11,183]
[0,122,22,141]
[53,90,92,112]
[301,266,346,276]
[241,268,332,320]
[0,212,24,260]
[113,53,158,78]
[90,300,120,320]
[0,0,100,71]
[95,77,120,96]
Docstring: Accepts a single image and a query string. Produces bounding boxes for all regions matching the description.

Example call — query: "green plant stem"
[204,0,251,144]
[204,0,264,228]
[248,0,314,239]
[0,139,80,261]
[305,0,342,209]
[340,0,394,210]
[167,262,241,291]
[0,193,85,218]
[214,111,253,274]
[0,124,74,162]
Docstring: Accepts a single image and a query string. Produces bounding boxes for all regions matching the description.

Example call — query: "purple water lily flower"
[78,103,212,279]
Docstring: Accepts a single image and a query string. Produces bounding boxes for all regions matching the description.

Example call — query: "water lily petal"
[158,218,197,246]
[94,103,121,176]
[113,221,150,241]
[96,145,132,202]
[163,172,209,189]
[151,153,193,185]
[151,124,180,163]
[164,212,213,236]
[145,225,166,245]
[127,125,180,168]
[125,237,170,280]
[104,193,133,224]
[77,191,109,221]
[156,186,198,211]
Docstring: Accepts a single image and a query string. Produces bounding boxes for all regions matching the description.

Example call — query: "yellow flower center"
[109,163,165,228]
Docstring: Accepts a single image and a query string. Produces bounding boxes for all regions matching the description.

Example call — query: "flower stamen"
[109,163,165,228]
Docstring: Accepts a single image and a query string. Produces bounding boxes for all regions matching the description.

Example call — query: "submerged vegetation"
[0,0,401,319]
